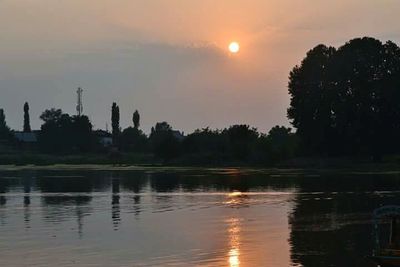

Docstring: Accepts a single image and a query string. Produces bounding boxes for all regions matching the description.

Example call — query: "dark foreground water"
[0,167,399,267]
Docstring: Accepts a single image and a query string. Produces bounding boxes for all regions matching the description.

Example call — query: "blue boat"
[369,206,400,266]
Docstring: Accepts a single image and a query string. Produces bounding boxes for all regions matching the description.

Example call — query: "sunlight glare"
[229,248,240,267]
[227,217,241,267]
[229,42,240,53]
[228,191,243,197]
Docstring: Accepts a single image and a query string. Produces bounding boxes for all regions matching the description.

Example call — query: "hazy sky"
[1,0,400,133]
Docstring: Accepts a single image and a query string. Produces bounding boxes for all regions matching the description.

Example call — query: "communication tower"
[76,87,83,116]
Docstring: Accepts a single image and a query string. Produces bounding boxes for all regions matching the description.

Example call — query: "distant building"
[14,131,38,143]
[14,131,39,150]
[94,130,113,147]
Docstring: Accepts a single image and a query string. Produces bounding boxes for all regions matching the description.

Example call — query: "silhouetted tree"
[40,108,62,123]
[328,38,400,159]
[181,128,228,164]
[133,110,140,129]
[287,44,336,155]
[288,37,400,160]
[72,115,93,152]
[111,103,120,145]
[120,127,148,152]
[151,122,172,133]
[0,109,12,141]
[23,102,31,132]
[259,126,298,163]
[0,109,6,130]
[39,109,93,152]
[183,128,226,154]
[223,125,259,160]
[39,110,70,152]
[149,122,181,161]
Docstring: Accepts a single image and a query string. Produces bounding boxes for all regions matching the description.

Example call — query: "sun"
[229,42,240,53]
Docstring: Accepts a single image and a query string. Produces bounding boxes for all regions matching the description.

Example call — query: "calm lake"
[0,167,398,266]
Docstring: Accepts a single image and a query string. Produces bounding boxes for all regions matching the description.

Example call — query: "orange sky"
[1,0,400,132]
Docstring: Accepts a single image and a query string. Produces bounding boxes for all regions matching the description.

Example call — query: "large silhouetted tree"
[288,37,400,160]
[287,44,336,155]
[133,110,140,129]
[111,103,120,145]
[329,38,400,159]
[23,102,31,132]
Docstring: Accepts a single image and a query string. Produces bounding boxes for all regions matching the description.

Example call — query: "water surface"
[0,167,398,266]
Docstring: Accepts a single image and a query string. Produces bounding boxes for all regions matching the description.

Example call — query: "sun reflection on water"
[229,248,240,267]
[228,191,243,197]
[227,217,241,267]
[225,191,245,205]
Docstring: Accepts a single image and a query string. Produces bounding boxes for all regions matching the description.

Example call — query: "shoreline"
[0,162,400,175]
[1,151,400,173]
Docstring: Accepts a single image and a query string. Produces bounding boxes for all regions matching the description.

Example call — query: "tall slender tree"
[111,102,120,144]
[0,109,6,129]
[0,108,11,140]
[23,102,31,132]
[133,110,140,129]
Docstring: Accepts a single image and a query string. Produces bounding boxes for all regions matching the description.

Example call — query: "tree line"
[1,36,399,164]
[0,102,297,164]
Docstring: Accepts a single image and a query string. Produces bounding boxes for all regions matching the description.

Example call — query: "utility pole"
[76,87,83,116]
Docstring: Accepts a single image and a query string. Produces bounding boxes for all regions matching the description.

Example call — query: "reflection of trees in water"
[37,178,93,205]
[148,170,299,193]
[150,172,181,192]
[35,171,101,236]
[36,170,109,198]
[119,172,148,217]
[0,172,33,227]
[0,172,21,206]
[146,171,299,213]
[12,166,400,266]
[0,178,9,206]
[23,175,31,206]
[111,176,120,230]
[0,175,11,226]
[288,174,400,267]
[119,171,148,194]
[22,173,33,228]
[289,194,374,266]
[150,172,178,212]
